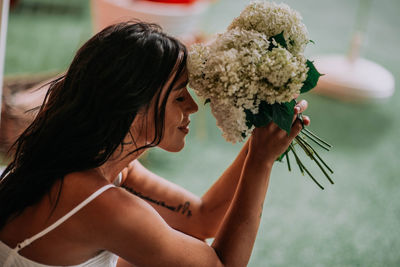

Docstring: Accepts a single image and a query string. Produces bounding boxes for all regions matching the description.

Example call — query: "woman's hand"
[294,99,310,126]
[249,99,310,165]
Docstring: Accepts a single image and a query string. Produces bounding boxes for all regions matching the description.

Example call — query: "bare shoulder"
[86,183,158,228]
[62,171,153,230]
[82,181,221,266]
[83,184,167,263]
[71,175,164,238]
[1,170,222,266]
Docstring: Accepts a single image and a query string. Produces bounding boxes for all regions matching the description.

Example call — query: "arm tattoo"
[122,185,192,218]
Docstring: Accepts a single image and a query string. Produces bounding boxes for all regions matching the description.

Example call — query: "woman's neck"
[97,147,146,183]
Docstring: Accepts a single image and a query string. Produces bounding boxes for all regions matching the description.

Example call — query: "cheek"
[165,113,179,135]
[165,101,182,123]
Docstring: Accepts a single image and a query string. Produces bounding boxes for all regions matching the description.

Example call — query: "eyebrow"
[173,79,189,91]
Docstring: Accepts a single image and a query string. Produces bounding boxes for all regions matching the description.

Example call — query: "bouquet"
[188,1,334,189]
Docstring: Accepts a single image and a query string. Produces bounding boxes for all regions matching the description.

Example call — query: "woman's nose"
[187,95,199,114]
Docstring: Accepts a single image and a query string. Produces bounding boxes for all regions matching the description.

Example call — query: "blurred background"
[1,0,400,266]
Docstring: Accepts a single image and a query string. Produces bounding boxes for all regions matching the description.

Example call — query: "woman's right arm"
[96,120,303,266]
[210,120,303,265]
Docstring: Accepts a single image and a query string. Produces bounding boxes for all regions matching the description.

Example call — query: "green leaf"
[244,101,273,128]
[244,100,295,136]
[300,60,322,94]
[271,100,296,135]
[257,101,273,127]
[268,31,287,50]
[273,31,287,49]
[244,110,254,128]
[309,39,315,44]
[204,98,211,105]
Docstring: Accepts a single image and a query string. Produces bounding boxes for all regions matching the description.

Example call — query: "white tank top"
[0,183,119,267]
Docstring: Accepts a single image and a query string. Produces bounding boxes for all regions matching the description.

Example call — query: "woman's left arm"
[121,100,309,240]
[119,140,248,240]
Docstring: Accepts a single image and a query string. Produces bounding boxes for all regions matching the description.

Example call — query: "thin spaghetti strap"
[14,184,115,252]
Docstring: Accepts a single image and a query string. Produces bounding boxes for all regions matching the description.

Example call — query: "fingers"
[294,99,308,114]
[293,99,309,125]
[302,115,310,126]
[289,119,303,139]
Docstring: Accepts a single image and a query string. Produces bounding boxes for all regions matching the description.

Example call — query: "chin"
[159,140,186,153]
[165,147,184,153]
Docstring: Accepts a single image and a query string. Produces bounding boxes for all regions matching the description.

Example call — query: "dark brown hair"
[0,21,187,229]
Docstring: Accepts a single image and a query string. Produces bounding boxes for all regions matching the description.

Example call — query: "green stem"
[296,137,334,185]
[295,136,313,157]
[301,138,334,174]
[301,130,330,151]
[285,150,291,172]
[290,144,304,174]
[290,144,324,190]
[303,128,332,148]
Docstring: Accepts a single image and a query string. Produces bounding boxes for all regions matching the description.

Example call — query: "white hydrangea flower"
[210,101,253,143]
[188,1,310,143]
[228,1,309,55]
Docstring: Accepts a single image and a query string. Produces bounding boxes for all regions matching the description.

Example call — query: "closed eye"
[176,96,185,102]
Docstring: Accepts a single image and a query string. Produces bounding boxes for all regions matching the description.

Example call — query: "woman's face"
[158,70,198,152]
[131,68,198,152]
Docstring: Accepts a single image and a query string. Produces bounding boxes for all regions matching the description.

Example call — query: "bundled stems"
[301,129,331,151]
[296,135,334,184]
[282,120,334,190]
[289,143,324,190]
[300,135,334,174]
[290,145,304,174]
[285,151,291,172]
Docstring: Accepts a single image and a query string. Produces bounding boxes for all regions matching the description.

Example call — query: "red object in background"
[144,0,198,4]
[10,0,20,8]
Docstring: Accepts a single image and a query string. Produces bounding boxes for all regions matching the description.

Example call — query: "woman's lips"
[178,127,189,134]
[178,121,190,134]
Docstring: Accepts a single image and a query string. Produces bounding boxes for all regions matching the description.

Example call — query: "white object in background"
[313,0,395,102]
[90,0,209,39]
[313,54,395,101]
[313,31,395,101]
[0,0,10,125]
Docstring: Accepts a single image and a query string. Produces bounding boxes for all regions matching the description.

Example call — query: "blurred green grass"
[3,0,400,266]
[4,0,91,75]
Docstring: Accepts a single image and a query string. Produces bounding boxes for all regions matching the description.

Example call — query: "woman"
[0,21,309,266]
